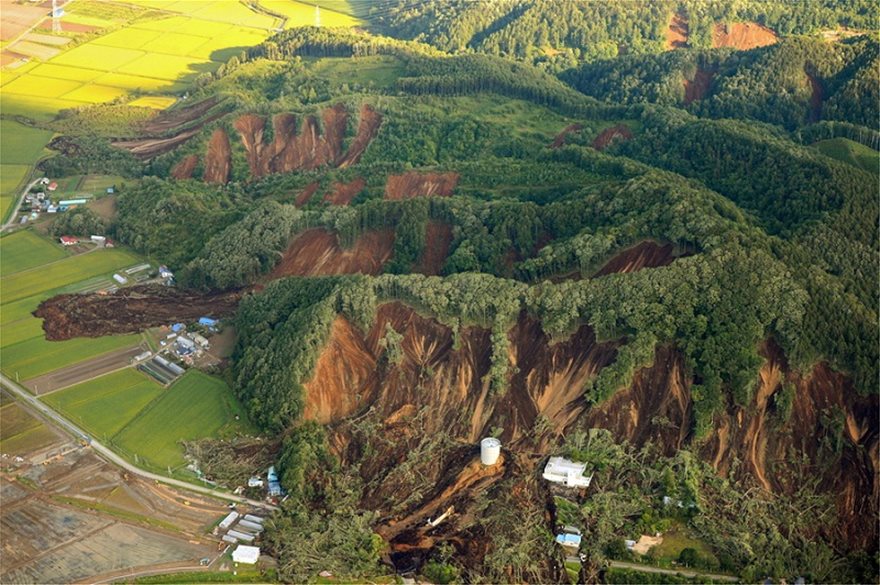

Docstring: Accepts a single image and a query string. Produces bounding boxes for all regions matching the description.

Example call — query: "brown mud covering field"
[323,177,366,206]
[0,428,225,584]
[666,12,689,49]
[35,285,243,340]
[712,22,778,49]
[684,68,715,104]
[267,228,395,278]
[592,124,633,150]
[549,123,583,148]
[384,171,459,200]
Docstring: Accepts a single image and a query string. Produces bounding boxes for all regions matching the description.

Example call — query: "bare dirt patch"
[295,181,320,207]
[415,221,452,276]
[170,154,199,180]
[86,195,117,222]
[549,123,583,149]
[25,346,146,395]
[112,127,202,160]
[666,11,689,49]
[385,171,459,200]
[1,0,50,41]
[37,19,97,34]
[712,22,777,50]
[141,97,217,135]
[337,104,382,168]
[323,177,365,206]
[267,228,395,278]
[35,285,243,341]
[592,124,633,151]
[594,241,683,277]
[684,68,714,104]
[202,128,231,184]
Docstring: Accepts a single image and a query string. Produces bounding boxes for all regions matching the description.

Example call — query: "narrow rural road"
[0,372,278,512]
[608,560,739,582]
[1,177,41,231]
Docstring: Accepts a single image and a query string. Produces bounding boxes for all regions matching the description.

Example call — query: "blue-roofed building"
[171,323,185,332]
[267,466,278,482]
[555,533,581,547]
[199,317,219,327]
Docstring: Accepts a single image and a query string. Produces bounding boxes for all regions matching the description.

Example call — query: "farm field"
[0,230,68,276]
[1,163,31,221]
[113,370,252,472]
[0,119,53,165]
[259,0,361,28]
[43,368,165,440]
[1,333,141,381]
[0,401,60,455]
[0,247,139,304]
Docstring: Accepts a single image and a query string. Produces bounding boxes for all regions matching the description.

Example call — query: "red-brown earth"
[666,11,689,49]
[712,22,778,49]
[684,68,715,104]
[592,124,633,150]
[549,123,583,149]
[266,228,395,278]
[384,172,459,200]
[323,177,366,206]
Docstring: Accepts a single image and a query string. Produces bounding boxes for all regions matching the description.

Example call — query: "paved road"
[1,372,278,512]
[2,178,41,231]
[608,560,739,582]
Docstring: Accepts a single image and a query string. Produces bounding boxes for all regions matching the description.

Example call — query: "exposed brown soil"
[141,97,218,135]
[323,177,365,206]
[202,128,231,184]
[712,22,778,50]
[34,285,243,340]
[86,195,117,222]
[294,182,319,207]
[385,172,459,200]
[37,19,97,33]
[549,123,583,149]
[170,154,199,180]
[415,221,453,276]
[592,124,633,151]
[228,103,381,182]
[112,127,202,160]
[267,228,395,278]
[337,104,382,168]
[666,11,689,49]
[806,70,824,123]
[593,241,682,276]
[684,67,715,104]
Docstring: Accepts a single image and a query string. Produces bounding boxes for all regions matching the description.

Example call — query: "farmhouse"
[59,236,78,246]
[542,457,593,488]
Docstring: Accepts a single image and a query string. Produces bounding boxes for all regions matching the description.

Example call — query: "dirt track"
[34,285,243,341]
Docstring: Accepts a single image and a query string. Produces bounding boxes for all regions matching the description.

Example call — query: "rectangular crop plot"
[0,231,68,277]
[1,163,30,219]
[116,52,217,81]
[113,370,251,471]
[51,44,144,72]
[2,74,82,99]
[140,31,212,56]
[129,16,232,35]
[27,63,104,82]
[0,334,141,381]
[90,27,163,50]
[93,71,178,92]
[43,368,164,439]
[0,248,138,304]
[62,83,128,104]
[0,120,53,165]
[0,402,60,455]
[188,28,267,61]
[8,41,62,61]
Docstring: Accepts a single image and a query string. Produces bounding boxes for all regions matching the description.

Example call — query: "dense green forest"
[35,9,879,584]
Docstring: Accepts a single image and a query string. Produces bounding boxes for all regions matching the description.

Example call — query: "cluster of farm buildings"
[18,177,112,225]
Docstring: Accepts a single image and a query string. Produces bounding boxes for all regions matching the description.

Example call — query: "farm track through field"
[25,345,146,395]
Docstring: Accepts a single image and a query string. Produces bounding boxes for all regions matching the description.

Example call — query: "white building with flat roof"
[232,545,260,564]
[542,457,592,488]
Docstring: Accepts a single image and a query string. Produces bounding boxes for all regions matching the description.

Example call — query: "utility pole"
[315,4,321,27]
[52,0,62,34]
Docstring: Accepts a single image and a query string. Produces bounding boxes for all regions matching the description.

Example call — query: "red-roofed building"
[60,236,78,246]
[48,182,58,191]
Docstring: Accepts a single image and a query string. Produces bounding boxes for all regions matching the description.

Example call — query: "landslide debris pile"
[35,285,243,340]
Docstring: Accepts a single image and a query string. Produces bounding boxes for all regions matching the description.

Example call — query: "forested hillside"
[34,10,879,585]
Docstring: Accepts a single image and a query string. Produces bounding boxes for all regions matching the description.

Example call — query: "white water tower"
[480,437,501,466]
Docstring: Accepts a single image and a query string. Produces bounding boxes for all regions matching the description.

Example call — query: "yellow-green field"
[43,368,165,440]
[0,401,60,455]
[259,0,362,28]
[0,230,68,276]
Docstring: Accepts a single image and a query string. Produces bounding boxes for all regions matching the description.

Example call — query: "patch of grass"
[0,247,139,303]
[0,120,54,165]
[113,370,253,472]
[1,164,32,220]
[648,522,719,570]
[43,368,165,440]
[0,230,68,276]
[130,568,273,584]
[1,334,141,381]
[310,55,403,89]
[127,95,176,109]
[813,137,879,173]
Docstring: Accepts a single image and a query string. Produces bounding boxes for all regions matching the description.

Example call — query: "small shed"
[232,544,260,564]
[171,323,185,333]
[555,533,581,547]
